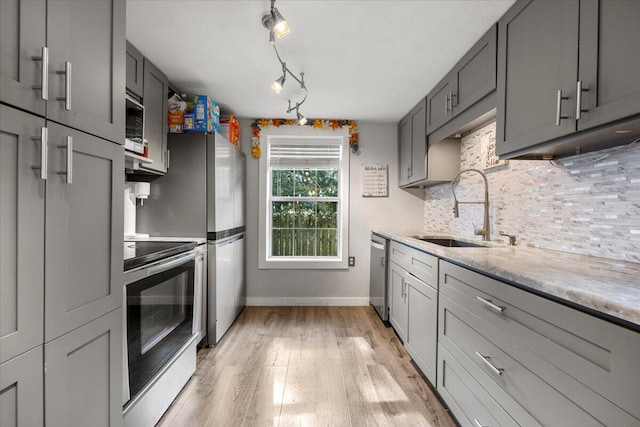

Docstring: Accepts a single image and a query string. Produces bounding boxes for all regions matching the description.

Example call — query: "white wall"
[238,120,424,305]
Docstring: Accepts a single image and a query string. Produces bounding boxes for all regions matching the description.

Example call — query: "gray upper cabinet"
[0,0,47,116]
[126,41,144,99]
[496,0,580,157]
[426,24,497,135]
[0,346,44,427]
[398,116,412,186]
[45,309,123,427]
[397,98,427,187]
[45,122,124,342]
[426,77,454,134]
[452,24,497,116]
[496,0,640,159]
[577,0,640,132]
[140,58,169,174]
[46,0,125,144]
[0,106,45,364]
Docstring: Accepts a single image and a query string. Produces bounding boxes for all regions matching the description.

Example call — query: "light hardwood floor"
[158,306,456,427]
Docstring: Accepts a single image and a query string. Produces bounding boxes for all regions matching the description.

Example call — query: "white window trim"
[258,127,349,270]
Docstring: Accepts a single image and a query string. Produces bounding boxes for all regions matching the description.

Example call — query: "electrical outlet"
[348,256,356,267]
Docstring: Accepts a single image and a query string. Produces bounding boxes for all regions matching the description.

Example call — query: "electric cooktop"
[123,240,197,271]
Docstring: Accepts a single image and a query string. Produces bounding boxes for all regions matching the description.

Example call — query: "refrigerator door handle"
[212,233,245,246]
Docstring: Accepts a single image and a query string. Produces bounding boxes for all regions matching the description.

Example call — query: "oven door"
[122,250,198,405]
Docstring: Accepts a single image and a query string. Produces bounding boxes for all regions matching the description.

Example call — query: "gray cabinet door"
[452,24,497,116]
[426,76,455,134]
[45,308,123,427]
[0,346,44,427]
[125,41,144,99]
[46,0,125,144]
[409,99,427,184]
[398,116,411,186]
[140,58,168,174]
[0,105,45,363]
[577,0,640,132]
[405,275,437,385]
[234,236,246,318]
[389,263,408,342]
[45,122,124,342]
[496,0,580,157]
[0,0,46,116]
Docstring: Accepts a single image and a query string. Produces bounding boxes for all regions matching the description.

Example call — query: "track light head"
[270,7,290,38]
[271,75,285,94]
[297,111,307,126]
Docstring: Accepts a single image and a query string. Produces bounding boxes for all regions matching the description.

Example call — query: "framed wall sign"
[361,164,388,197]
[481,127,507,169]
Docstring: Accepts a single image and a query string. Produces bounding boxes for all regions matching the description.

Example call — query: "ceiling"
[126,0,515,123]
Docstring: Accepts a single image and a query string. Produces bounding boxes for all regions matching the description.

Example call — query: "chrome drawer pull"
[474,420,488,427]
[31,127,48,180]
[476,296,504,313]
[475,351,503,376]
[31,46,49,100]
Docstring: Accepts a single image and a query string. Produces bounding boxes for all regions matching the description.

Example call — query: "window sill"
[259,257,348,270]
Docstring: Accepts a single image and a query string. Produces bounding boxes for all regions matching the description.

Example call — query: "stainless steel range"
[122,240,206,427]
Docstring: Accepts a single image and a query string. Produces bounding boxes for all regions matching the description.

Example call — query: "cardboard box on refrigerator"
[192,95,220,133]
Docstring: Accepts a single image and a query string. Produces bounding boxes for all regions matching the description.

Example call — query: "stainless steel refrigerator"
[137,132,245,346]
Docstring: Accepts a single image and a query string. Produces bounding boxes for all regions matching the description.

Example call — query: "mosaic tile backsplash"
[423,121,640,263]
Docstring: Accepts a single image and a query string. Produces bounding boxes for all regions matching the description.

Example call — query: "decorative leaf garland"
[251,119,359,158]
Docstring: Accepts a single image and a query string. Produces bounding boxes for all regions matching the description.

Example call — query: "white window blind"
[269,142,342,168]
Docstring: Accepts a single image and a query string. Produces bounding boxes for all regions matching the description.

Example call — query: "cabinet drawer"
[389,241,438,289]
[440,260,640,420]
[440,293,637,426]
[437,344,518,427]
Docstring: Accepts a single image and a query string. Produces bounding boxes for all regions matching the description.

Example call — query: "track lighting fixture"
[262,0,309,123]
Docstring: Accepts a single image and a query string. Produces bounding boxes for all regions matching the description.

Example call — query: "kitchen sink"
[413,237,489,248]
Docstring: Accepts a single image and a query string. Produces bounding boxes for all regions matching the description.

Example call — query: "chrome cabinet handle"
[381,256,385,268]
[407,166,412,178]
[31,127,48,180]
[476,296,504,313]
[56,136,73,184]
[475,351,503,376]
[56,61,72,111]
[474,419,488,427]
[576,80,589,120]
[555,89,569,126]
[31,46,49,100]
[444,94,449,114]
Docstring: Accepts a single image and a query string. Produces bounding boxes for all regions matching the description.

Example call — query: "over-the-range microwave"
[125,94,145,154]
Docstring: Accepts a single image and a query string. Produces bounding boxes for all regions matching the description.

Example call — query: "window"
[259,133,349,269]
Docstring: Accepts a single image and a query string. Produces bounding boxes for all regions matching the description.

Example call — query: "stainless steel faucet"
[451,168,491,241]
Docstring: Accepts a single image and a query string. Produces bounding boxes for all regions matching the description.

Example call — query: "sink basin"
[413,237,488,248]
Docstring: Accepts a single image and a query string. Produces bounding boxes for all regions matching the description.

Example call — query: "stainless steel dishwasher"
[369,232,389,321]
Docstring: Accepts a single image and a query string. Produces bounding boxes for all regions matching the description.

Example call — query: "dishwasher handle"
[370,241,385,251]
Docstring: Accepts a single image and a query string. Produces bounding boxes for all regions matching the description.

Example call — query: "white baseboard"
[246,297,370,306]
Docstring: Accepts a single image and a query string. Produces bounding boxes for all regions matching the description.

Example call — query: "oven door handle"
[145,251,197,277]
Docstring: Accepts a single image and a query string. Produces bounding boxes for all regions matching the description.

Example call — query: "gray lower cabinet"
[404,273,437,385]
[389,262,408,342]
[140,58,169,174]
[125,41,144,99]
[0,106,45,364]
[438,260,640,425]
[0,0,47,116]
[437,344,518,427]
[45,308,123,427]
[398,98,427,187]
[46,0,125,144]
[45,122,124,342]
[0,346,44,427]
[496,0,640,159]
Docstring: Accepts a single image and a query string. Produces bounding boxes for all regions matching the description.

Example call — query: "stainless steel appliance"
[122,241,206,427]
[370,233,389,321]
[137,132,246,346]
[125,95,145,154]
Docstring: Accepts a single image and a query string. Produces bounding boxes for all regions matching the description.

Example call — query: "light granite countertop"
[374,230,640,329]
